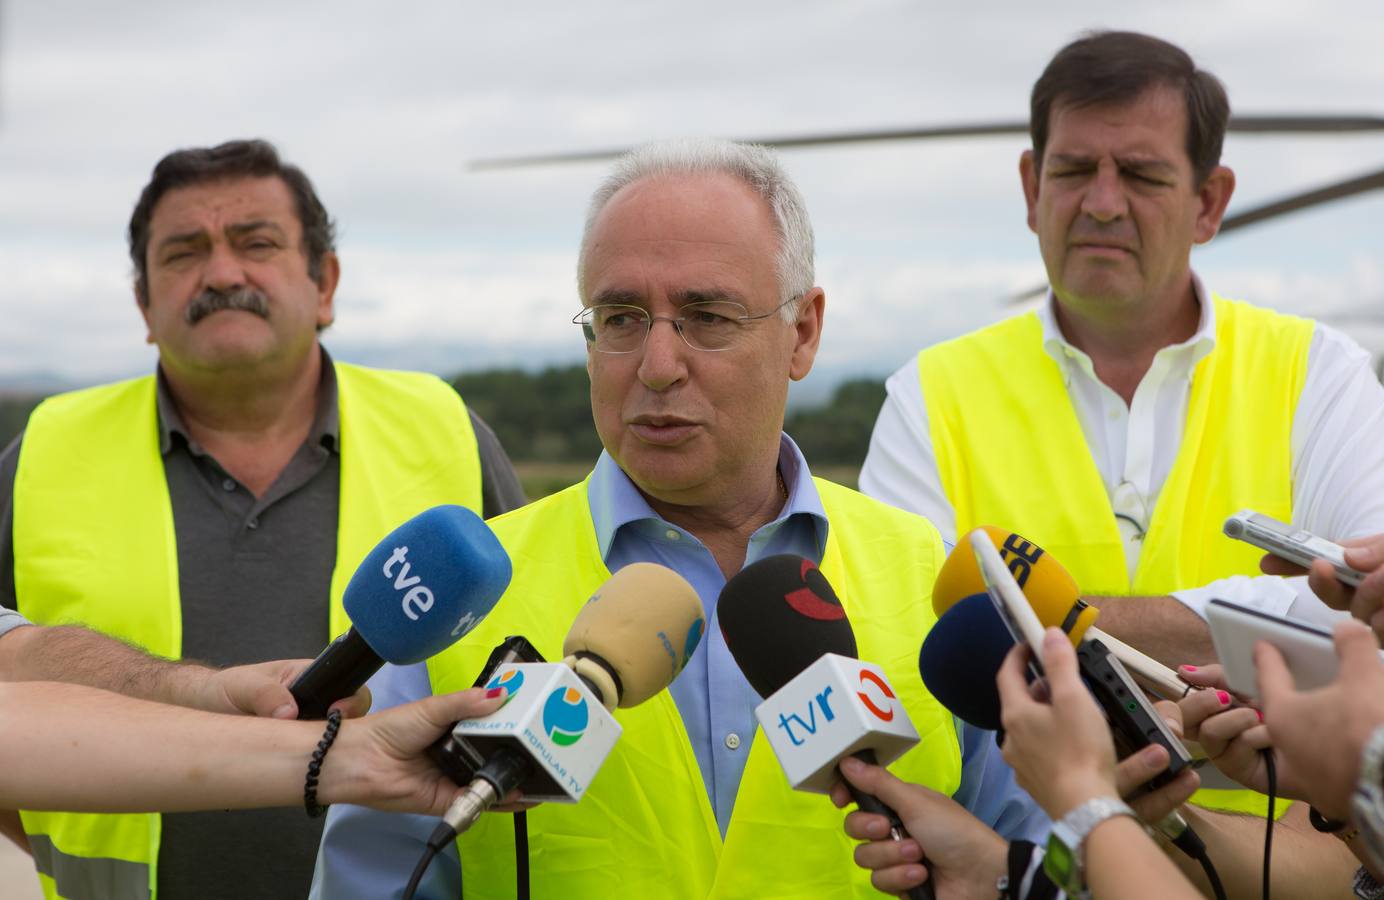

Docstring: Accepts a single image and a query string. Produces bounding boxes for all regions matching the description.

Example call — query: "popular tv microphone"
[288,505,512,719]
[934,528,1184,697]
[719,555,933,900]
[441,563,705,831]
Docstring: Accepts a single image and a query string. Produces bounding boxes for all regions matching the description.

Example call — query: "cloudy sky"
[2,0,1381,397]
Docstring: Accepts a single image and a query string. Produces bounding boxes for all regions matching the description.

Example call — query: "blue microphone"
[918,593,1015,731]
[289,505,512,719]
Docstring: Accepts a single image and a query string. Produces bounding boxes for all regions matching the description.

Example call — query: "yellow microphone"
[937,527,1182,697]
[935,526,1097,641]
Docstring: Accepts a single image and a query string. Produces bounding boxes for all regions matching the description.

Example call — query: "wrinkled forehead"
[147,175,302,243]
[580,173,780,307]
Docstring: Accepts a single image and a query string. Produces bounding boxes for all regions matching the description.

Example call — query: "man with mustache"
[861,30,1384,664]
[0,139,524,900]
[310,138,1062,900]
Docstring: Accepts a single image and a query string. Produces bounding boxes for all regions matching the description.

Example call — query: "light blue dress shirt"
[311,436,1049,899]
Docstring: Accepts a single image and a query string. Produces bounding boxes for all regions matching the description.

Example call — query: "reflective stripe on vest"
[13,362,482,900]
[919,294,1312,816]
[30,835,148,900]
[426,476,961,899]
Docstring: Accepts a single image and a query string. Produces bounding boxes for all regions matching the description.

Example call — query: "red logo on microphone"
[784,559,846,621]
[856,669,896,722]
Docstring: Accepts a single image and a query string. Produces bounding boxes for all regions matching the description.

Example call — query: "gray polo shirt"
[0,350,526,900]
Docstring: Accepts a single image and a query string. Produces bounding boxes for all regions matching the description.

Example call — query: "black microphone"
[288,505,512,719]
[719,554,935,900]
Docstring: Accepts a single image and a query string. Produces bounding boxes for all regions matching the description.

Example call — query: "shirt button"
[222,478,236,492]
[665,529,680,541]
[247,517,259,530]
[724,733,741,750]
[1108,409,1120,421]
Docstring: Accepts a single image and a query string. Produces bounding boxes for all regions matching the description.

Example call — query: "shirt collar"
[587,433,829,564]
[155,347,341,457]
[1037,273,1216,373]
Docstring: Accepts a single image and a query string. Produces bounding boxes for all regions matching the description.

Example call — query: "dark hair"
[128,139,336,303]
[1030,31,1230,185]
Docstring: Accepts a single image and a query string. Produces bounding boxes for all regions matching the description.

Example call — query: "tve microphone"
[288,505,512,719]
[442,563,704,828]
[936,528,1184,698]
[719,555,933,900]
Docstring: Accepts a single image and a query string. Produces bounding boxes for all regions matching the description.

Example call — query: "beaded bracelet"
[304,709,343,818]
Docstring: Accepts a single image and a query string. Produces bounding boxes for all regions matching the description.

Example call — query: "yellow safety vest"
[12,362,482,900]
[426,477,962,899]
[919,294,1313,814]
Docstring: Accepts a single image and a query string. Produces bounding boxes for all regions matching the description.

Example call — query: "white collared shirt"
[859,276,1384,624]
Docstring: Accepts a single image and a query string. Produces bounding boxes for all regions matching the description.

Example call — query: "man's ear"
[315,252,341,329]
[788,288,825,382]
[1193,165,1236,245]
[1019,150,1040,235]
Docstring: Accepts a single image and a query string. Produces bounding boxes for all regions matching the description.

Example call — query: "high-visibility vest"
[425,476,962,899]
[919,294,1313,814]
[13,362,482,900]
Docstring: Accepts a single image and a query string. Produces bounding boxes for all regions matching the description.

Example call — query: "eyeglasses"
[573,296,799,353]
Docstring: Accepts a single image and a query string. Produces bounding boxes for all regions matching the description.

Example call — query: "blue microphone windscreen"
[343,505,512,664]
[918,592,1015,731]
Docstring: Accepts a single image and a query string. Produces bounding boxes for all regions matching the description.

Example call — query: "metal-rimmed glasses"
[573,296,799,353]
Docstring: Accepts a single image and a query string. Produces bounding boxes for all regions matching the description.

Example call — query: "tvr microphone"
[288,505,512,719]
[719,554,934,900]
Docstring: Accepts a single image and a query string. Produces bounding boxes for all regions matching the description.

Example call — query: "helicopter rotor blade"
[1219,166,1384,234]
[471,114,1384,170]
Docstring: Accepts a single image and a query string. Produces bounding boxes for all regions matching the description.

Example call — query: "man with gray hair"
[311,138,1063,899]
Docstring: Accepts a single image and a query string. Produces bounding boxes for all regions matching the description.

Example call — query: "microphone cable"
[403,814,464,900]
[1175,825,1226,900]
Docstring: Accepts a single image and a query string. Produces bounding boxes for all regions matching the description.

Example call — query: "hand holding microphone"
[718,555,937,900]
[289,505,513,719]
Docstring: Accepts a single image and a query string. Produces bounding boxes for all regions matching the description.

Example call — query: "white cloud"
[2,0,1381,385]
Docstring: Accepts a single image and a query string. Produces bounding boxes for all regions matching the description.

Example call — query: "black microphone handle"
[288,628,384,720]
[845,750,935,900]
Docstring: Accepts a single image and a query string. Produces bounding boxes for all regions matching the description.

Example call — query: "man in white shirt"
[861,30,1384,666]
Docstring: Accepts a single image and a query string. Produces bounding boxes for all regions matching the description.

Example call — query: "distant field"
[514,461,860,501]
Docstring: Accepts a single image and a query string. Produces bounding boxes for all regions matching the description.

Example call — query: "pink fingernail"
[1182,665,1198,672]
[1216,691,1230,705]
[1256,710,1264,722]
[485,687,505,699]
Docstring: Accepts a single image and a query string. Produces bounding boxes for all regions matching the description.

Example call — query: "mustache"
[1069,221,1138,248]
[184,287,270,325]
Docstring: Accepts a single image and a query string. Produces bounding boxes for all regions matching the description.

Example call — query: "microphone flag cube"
[448,663,622,802]
[754,653,919,794]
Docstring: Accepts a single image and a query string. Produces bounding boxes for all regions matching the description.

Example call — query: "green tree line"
[452,365,884,467]
[0,368,886,493]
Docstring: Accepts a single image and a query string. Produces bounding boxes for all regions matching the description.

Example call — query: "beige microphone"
[562,562,705,709]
